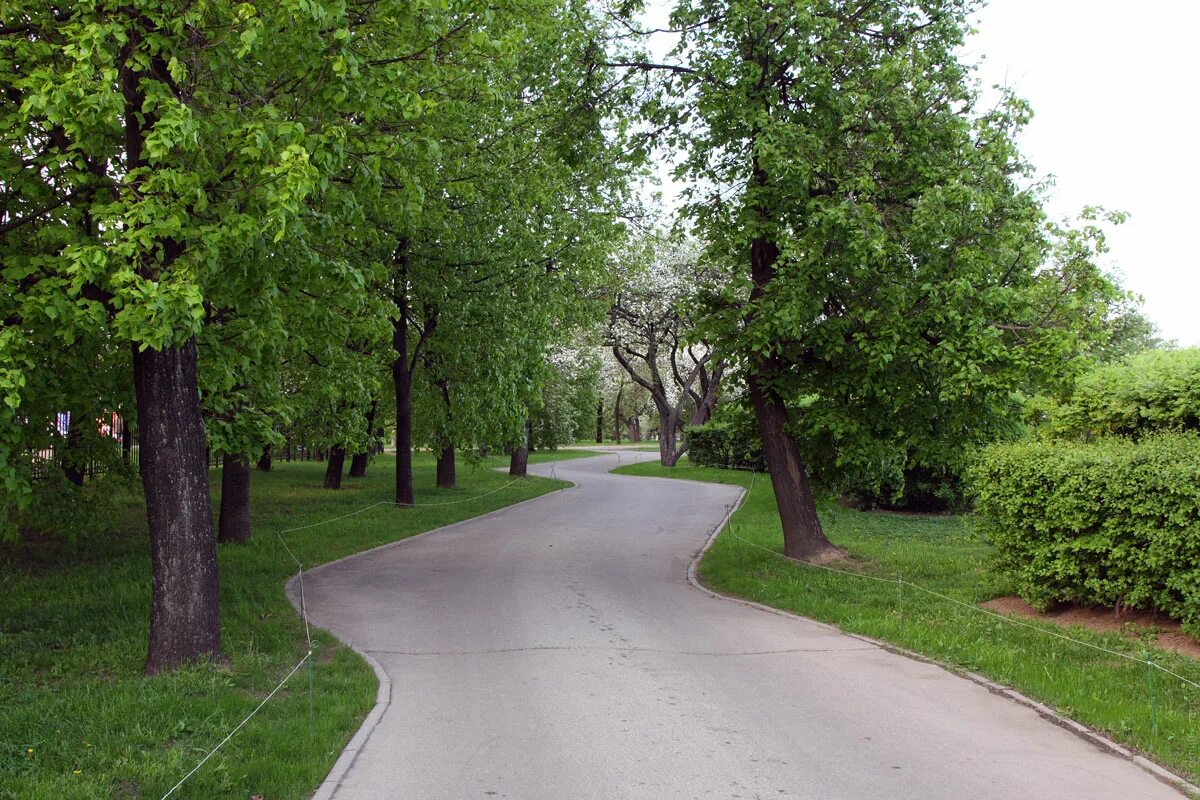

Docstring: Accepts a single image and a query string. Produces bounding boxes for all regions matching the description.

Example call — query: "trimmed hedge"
[1039,347,1200,439]
[968,432,1200,635]
[686,422,766,472]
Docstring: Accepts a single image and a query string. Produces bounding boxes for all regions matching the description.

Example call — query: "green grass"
[0,454,567,799]
[612,459,1200,784]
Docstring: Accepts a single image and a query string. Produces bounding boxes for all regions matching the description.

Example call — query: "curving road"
[300,451,1185,799]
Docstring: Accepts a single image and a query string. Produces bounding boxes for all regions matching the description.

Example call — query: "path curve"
[300,452,1186,799]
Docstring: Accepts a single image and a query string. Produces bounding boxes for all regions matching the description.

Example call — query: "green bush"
[1038,348,1200,439]
[686,422,765,471]
[842,463,966,513]
[968,432,1200,635]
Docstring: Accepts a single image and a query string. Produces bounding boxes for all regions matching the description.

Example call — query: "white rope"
[165,473,533,796]
[159,653,311,800]
[728,474,1200,693]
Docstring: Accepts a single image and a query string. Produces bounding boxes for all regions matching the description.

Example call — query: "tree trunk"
[436,445,456,489]
[218,454,252,544]
[349,400,377,478]
[596,400,604,443]
[122,417,132,465]
[256,446,271,472]
[324,446,346,489]
[133,338,220,674]
[658,411,686,467]
[509,418,531,477]
[61,410,86,486]
[614,385,623,444]
[747,373,841,562]
[393,268,415,507]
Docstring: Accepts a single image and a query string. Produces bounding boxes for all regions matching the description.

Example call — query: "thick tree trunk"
[747,373,841,562]
[61,410,86,486]
[218,454,251,544]
[324,446,346,489]
[436,445,456,489]
[133,338,220,674]
[393,279,415,506]
[658,412,686,467]
[509,418,531,477]
[256,446,271,472]
[596,400,604,443]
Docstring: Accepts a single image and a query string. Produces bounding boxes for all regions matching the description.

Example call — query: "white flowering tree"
[608,232,727,465]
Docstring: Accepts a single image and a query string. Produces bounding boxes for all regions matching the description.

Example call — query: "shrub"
[842,463,966,513]
[968,432,1200,635]
[1038,348,1200,439]
[686,422,765,471]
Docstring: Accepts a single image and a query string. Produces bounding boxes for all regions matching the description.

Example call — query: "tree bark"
[436,445,456,489]
[218,454,252,544]
[324,446,346,489]
[509,418,531,477]
[61,410,86,486]
[614,385,623,444]
[596,400,604,443]
[349,400,377,478]
[392,250,415,506]
[746,376,839,561]
[133,337,221,674]
[256,446,271,472]
[658,412,686,467]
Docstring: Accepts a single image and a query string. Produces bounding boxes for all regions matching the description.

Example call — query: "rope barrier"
[724,477,1200,694]
[159,653,311,800]
[162,468,542,797]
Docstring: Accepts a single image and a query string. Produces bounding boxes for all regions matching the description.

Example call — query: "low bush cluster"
[1034,348,1200,439]
[686,422,766,472]
[969,432,1200,634]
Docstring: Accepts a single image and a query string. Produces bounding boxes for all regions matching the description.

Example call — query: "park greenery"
[3,0,1198,794]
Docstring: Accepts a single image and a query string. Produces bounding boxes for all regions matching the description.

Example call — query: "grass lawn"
[612,459,1200,784]
[0,453,568,799]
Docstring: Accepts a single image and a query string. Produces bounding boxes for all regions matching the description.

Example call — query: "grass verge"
[612,459,1200,784]
[1,453,567,799]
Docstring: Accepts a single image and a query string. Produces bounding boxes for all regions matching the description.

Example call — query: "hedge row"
[968,432,1200,634]
[686,423,766,472]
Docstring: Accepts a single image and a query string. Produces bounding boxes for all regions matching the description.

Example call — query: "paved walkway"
[301,451,1184,799]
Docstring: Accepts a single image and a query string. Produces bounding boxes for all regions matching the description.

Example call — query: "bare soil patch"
[981,596,1200,659]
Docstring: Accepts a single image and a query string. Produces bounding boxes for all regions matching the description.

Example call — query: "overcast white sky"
[643,1,1200,345]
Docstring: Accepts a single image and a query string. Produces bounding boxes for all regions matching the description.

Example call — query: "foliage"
[643,0,1119,504]
[1032,348,1200,440]
[968,433,1200,635]
[531,347,603,450]
[684,415,764,472]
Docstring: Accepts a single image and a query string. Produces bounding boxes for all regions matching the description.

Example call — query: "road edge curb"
[683,485,1200,799]
[285,478,577,800]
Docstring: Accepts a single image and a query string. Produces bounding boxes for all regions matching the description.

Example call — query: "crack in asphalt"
[363,644,879,657]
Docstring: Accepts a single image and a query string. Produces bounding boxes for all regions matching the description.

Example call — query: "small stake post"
[307,650,316,736]
[1146,652,1157,739]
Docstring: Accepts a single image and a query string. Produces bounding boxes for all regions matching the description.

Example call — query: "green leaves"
[969,433,1200,635]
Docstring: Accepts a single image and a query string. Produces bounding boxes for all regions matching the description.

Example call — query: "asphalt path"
[301,451,1184,799]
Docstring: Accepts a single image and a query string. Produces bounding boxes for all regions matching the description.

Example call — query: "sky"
[642,1,1200,346]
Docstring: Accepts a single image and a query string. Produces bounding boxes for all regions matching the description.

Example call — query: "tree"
[1,0,391,671]
[640,1,1117,560]
[608,232,726,465]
